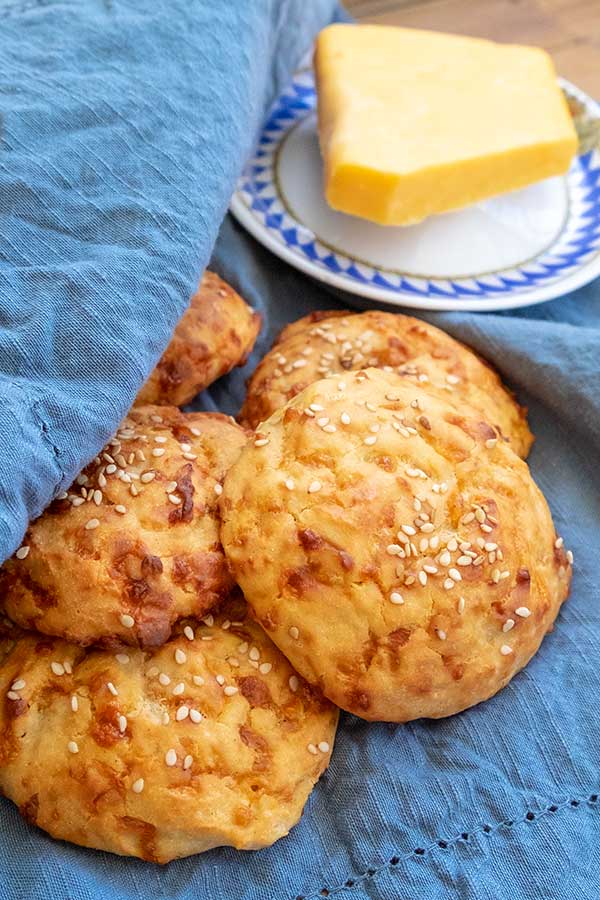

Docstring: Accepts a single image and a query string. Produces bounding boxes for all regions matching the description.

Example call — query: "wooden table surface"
[346,0,599,97]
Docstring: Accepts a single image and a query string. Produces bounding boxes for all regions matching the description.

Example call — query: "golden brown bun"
[137,271,261,407]
[0,596,337,862]
[240,310,532,458]
[222,369,571,722]
[1,407,248,648]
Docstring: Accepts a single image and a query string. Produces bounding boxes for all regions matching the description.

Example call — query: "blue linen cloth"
[1,3,599,899]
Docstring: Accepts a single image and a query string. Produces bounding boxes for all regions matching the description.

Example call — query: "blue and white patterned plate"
[230,68,600,312]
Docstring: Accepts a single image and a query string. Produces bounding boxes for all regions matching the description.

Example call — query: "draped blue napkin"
[1,2,599,898]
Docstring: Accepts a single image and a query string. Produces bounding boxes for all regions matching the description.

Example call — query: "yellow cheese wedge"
[315,24,578,226]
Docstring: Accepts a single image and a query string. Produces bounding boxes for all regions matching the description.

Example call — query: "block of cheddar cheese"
[314,24,578,226]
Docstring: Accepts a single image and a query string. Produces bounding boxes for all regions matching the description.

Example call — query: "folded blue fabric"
[0,0,337,562]
[1,3,600,899]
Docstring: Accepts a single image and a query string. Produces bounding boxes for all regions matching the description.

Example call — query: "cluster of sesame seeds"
[19,415,205,539]
[307,741,330,755]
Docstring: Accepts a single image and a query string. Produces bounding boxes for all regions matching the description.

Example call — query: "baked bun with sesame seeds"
[239,310,533,459]
[222,368,571,723]
[0,406,248,648]
[136,271,261,407]
[0,596,337,862]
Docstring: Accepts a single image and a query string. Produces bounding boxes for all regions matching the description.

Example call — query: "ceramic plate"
[230,68,600,312]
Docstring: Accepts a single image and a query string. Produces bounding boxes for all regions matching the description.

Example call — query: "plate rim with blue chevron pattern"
[230,68,600,312]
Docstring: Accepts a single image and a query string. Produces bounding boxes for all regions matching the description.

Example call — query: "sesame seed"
[308,480,322,493]
[439,551,451,567]
[216,675,225,685]
[259,662,272,675]
[189,708,203,723]
[118,715,127,733]
[390,592,404,605]
[254,437,269,447]
[423,565,437,575]
[363,435,377,446]
[318,741,330,753]
[224,685,238,696]
[175,649,187,665]
[285,478,295,490]
[401,524,416,536]
[68,741,79,754]
[310,404,324,412]
[183,755,193,770]
[6,691,19,700]
[387,544,402,556]
[515,607,531,618]
[162,712,170,724]
[159,673,171,686]
[458,596,466,614]
[203,615,215,627]
[566,550,574,565]
[172,682,185,696]
[503,619,515,633]
[449,568,462,582]
[183,626,195,641]
[146,667,159,678]
[132,778,145,794]
[176,706,189,721]
[85,518,100,530]
[63,660,72,675]
[165,749,177,767]
[107,682,118,696]
[492,569,501,584]
[500,645,513,656]
[289,675,299,692]
[140,472,156,484]
[115,505,127,514]
[120,614,135,629]
[214,483,223,496]
[340,412,351,425]
[323,424,337,433]
[11,679,25,691]
[51,662,65,676]
[152,448,165,458]
[456,556,472,566]
[480,523,493,533]
[443,578,455,591]
[446,374,460,384]
[554,537,564,549]
[190,427,201,437]
[289,626,299,640]
[71,695,79,712]
[192,675,205,686]
[307,743,318,755]
[249,647,260,661]
[168,494,181,505]
[237,642,248,654]
[316,417,329,427]
[485,438,498,449]
[15,546,30,560]
[183,452,197,461]
[418,571,427,586]
[436,629,447,641]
